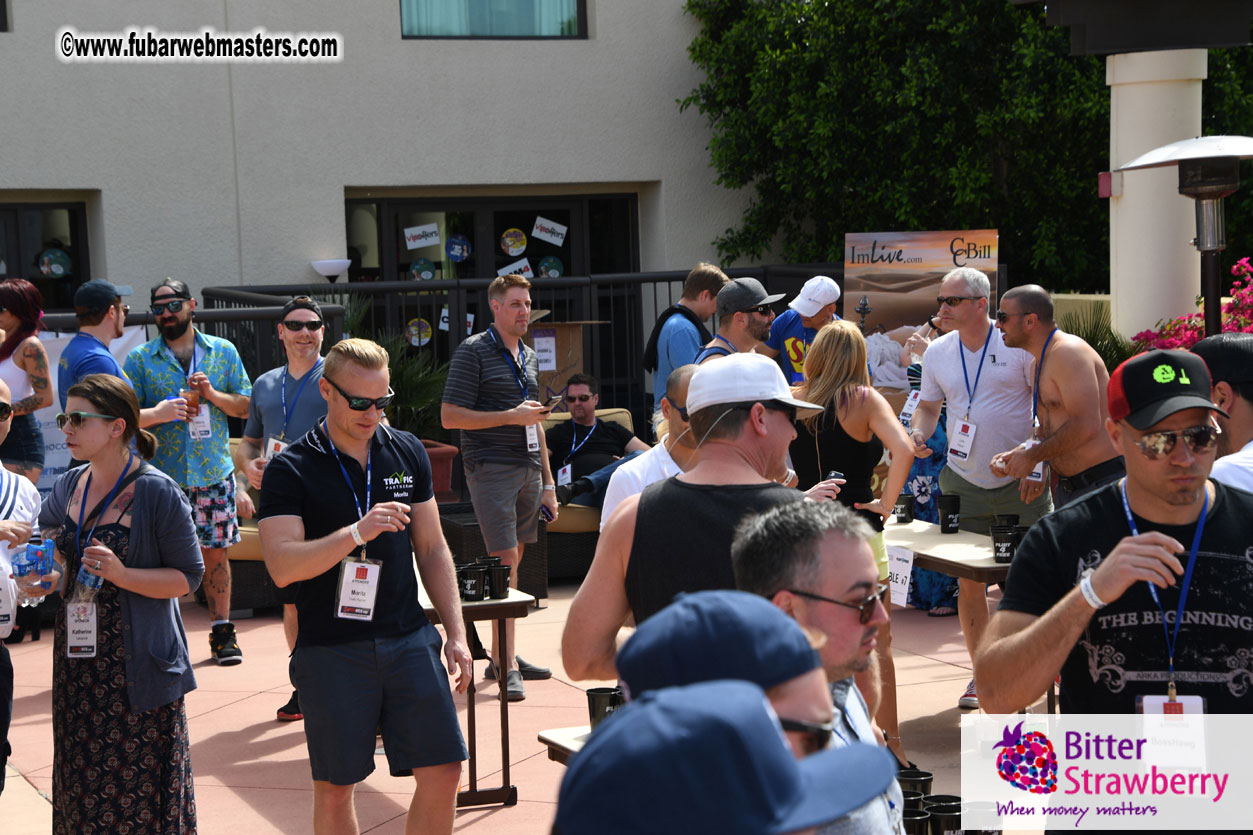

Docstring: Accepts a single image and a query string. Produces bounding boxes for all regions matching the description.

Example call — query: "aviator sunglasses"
[325,377,395,411]
[1131,424,1221,459]
[786,582,888,625]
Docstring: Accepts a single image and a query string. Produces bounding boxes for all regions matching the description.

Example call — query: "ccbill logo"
[995,721,1059,794]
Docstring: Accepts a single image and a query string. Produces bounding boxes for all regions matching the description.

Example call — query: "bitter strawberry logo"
[994,721,1058,794]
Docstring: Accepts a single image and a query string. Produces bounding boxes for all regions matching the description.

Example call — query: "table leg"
[454,614,518,808]
[467,666,477,791]
[498,614,512,795]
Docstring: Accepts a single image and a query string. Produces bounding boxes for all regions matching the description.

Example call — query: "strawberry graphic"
[993,721,1058,794]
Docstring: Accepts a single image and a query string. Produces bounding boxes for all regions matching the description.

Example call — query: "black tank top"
[625,477,802,624]
[789,405,885,532]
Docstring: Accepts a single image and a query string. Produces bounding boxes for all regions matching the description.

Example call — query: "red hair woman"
[0,279,53,483]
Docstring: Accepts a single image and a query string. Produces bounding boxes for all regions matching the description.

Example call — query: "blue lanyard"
[959,323,994,420]
[280,359,322,440]
[322,420,371,523]
[713,334,737,353]
[487,327,529,399]
[76,452,135,563]
[565,419,598,464]
[1032,328,1058,426]
[1119,478,1208,685]
[165,340,201,379]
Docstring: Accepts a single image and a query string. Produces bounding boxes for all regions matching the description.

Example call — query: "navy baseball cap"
[73,280,124,315]
[555,680,896,835]
[1108,349,1227,430]
[616,590,821,699]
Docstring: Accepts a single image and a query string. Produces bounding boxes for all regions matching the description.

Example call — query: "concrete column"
[1107,49,1207,337]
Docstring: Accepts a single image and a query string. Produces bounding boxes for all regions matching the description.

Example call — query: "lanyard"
[322,420,372,523]
[1032,328,1058,426]
[959,323,994,420]
[487,327,529,399]
[280,359,322,439]
[713,334,737,353]
[76,452,135,562]
[1119,478,1208,690]
[565,419,598,464]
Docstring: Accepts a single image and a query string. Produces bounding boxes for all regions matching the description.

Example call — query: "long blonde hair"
[797,320,869,431]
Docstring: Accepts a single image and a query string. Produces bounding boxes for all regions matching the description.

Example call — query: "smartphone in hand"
[540,505,555,522]
[543,396,564,412]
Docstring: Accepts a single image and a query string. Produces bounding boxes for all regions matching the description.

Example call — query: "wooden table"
[421,587,534,808]
[538,725,591,766]
[884,519,1008,584]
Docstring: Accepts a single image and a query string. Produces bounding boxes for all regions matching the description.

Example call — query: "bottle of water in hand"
[26,531,54,605]
[10,547,37,607]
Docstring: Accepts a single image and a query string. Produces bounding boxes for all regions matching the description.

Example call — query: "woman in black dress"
[41,374,203,833]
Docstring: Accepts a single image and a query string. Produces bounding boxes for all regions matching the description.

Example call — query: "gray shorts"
[463,459,541,553]
[290,624,467,785]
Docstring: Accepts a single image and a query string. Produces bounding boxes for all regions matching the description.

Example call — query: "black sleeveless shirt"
[625,477,802,624]
[789,405,886,533]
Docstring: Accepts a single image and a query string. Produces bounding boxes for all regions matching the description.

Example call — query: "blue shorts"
[290,624,467,785]
[0,413,44,469]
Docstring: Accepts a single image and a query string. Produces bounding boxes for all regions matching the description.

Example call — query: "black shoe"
[486,656,552,681]
[276,690,302,721]
[554,483,575,505]
[209,623,243,666]
[503,669,526,701]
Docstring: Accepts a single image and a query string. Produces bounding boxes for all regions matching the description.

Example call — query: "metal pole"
[1201,250,1223,336]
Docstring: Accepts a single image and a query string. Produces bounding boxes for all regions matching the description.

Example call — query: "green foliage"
[376,331,450,442]
[1056,304,1135,374]
[1205,45,1253,285]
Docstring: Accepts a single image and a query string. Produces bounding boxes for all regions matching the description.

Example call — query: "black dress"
[790,403,886,533]
[52,520,196,834]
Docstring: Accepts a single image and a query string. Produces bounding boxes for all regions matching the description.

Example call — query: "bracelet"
[542,484,556,492]
[1079,572,1107,610]
[349,522,366,547]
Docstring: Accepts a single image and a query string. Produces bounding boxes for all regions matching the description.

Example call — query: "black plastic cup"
[897,768,933,796]
[960,801,1000,833]
[894,495,915,523]
[478,556,502,567]
[921,794,962,808]
[1014,524,1032,550]
[938,495,960,533]
[461,566,487,601]
[900,789,923,810]
[488,565,511,599]
[900,807,930,835]
[992,513,1019,527]
[587,686,625,729]
[924,802,961,834]
[990,525,1017,563]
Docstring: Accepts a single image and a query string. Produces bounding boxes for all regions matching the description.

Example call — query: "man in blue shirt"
[759,275,842,384]
[641,263,728,423]
[58,280,131,410]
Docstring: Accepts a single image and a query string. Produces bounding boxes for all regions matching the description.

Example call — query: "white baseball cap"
[788,275,841,317]
[686,353,823,419]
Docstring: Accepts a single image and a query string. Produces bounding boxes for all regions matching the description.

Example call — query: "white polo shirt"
[600,435,683,530]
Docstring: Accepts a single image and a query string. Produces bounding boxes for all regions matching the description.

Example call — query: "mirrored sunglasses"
[150,299,187,315]
[1133,424,1220,459]
[325,377,394,412]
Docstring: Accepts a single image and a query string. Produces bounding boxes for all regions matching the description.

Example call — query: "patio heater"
[1116,135,1253,337]
[311,258,352,284]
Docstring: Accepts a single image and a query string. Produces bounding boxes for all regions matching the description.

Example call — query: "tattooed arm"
[12,338,53,416]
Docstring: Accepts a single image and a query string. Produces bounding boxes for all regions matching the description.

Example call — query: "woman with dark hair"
[36,373,202,832]
[0,278,53,483]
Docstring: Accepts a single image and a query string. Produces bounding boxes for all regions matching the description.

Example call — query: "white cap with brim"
[686,353,823,420]
[789,275,842,317]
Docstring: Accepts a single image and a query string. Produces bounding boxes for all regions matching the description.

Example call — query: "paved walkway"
[1,583,1038,832]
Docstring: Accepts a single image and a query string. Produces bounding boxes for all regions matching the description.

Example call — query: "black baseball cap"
[1108,349,1228,430]
[280,295,322,319]
[151,277,191,302]
[1190,333,1253,386]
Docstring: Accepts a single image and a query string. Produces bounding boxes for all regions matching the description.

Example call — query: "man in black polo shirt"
[259,338,471,835]
[546,373,649,508]
[442,273,559,701]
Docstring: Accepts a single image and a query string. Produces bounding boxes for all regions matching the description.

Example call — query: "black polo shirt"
[442,325,541,468]
[545,419,637,480]
[258,421,434,648]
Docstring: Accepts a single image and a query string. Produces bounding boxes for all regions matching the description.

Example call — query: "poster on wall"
[843,229,998,336]
[531,216,568,247]
[403,223,441,251]
[497,257,534,280]
[500,228,528,256]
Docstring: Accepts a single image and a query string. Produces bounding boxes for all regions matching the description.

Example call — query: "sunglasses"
[743,303,774,316]
[778,717,835,755]
[56,411,117,430]
[937,296,981,307]
[566,394,594,403]
[118,304,130,315]
[0,402,11,421]
[1132,424,1221,459]
[994,310,1027,323]
[281,319,324,332]
[150,299,187,315]
[787,582,888,625]
[325,377,395,411]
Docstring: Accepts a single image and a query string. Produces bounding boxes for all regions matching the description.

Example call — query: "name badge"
[336,557,381,621]
[898,390,921,426]
[1022,439,1046,483]
[67,601,97,658]
[1138,694,1206,715]
[557,463,573,486]
[188,405,213,441]
[948,419,977,466]
[525,423,540,453]
[263,436,289,461]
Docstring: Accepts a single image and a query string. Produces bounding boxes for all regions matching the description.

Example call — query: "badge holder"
[336,555,382,621]
[264,436,289,460]
[188,406,213,441]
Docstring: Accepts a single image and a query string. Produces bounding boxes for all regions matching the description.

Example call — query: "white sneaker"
[958,678,979,710]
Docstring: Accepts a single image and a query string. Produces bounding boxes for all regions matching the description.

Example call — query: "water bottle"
[10,547,37,607]
[26,533,54,605]
[74,553,104,603]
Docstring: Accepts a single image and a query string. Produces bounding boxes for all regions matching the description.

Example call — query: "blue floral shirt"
[124,330,252,488]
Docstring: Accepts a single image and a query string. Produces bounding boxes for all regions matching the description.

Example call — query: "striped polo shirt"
[442,325,542,468]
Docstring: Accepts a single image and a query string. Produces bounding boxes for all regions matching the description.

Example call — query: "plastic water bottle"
[26,533,54,605]
[10,547,37,607]
[74,551,104,603]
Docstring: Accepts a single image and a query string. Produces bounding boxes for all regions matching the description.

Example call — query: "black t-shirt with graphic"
[1000,480,1253,714]
[545,419,636,479]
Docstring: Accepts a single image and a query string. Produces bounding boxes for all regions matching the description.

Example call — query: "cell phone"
[540,505,555,522]
[543,396,564,412]
[826,470,845,481]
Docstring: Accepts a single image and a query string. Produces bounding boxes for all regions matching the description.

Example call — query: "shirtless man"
[989,285,1124,507]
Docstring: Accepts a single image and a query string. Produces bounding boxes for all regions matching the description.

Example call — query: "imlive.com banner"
[961,714,1247,830]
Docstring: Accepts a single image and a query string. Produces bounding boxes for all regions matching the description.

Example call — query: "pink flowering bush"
[1133,257,1253,349]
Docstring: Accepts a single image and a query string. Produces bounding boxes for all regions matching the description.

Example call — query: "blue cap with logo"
[616,590,820,699]
[555,680,896,835]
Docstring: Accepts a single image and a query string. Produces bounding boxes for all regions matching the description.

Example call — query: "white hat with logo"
[789,275,842,317]
[687,353,823,419]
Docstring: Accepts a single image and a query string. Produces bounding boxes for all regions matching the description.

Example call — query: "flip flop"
[927,606,957,618]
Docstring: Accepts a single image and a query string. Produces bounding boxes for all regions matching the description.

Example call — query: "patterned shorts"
[183,476,241,549]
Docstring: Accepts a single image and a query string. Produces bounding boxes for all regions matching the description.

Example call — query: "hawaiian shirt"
[123,329,252,488]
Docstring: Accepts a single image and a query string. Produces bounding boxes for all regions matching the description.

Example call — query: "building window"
[400,0,586,39]
[0,204,92,310]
